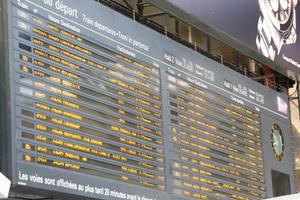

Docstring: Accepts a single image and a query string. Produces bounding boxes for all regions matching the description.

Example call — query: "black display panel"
[2,0,295,200]
[271,170,291,197]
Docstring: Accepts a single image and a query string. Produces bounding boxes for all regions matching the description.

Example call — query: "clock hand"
[274,136,279,145]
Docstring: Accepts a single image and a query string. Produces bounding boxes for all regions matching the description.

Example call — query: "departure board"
[2,0,295,200]
[168,74,265,199]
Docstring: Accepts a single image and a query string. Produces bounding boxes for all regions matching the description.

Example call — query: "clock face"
[271,124,284,161]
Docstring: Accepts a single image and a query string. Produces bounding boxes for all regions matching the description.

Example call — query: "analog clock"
[271,124,284,161]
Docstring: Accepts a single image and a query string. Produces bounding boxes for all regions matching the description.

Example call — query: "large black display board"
[1,0,295,199]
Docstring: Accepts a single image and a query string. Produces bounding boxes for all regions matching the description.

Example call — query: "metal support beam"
[188,26,192,43]
[175,19,179,37]
[122,0,133,10]
[233,50,238,66]
[207,35,211,53]
[137,0,144,15]
[136,1,152,7]
[143,12,166,18]
[251,74,274,80]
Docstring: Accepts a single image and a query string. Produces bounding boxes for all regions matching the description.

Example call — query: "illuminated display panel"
[168,74,266,200]
[3,0,294,200]
[14,7,165,192]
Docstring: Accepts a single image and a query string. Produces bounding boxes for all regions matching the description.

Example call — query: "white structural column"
[0,173,11,199]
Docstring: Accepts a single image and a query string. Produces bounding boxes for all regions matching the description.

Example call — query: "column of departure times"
[14,7,165,191]
[167,73,266,200]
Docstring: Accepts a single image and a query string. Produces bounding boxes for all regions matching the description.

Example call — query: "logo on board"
[277,96,288,114]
